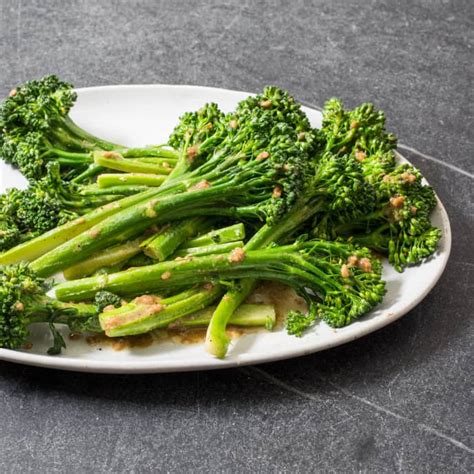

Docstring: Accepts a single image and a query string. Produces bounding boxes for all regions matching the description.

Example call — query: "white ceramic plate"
[0,85,451,373]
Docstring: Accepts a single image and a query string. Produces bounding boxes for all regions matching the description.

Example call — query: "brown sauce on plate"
[87,332,154,351]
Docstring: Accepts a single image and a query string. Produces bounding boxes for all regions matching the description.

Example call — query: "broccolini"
[0,76,443,359]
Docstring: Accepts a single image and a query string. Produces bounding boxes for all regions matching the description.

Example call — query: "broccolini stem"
[60,115,121,151]
[50,124,111,152]
[53,158,92,167]
[348,224,391,253]
[63,237,146,280]
[31,179,265,276]
[204,223,278,358]
[100,285,224,337]
[173,241,243,258]
[0,188,162,265]
[124,254,154,267]
[80,184,150,196]
[71,150,177,183]
[161,129,203,183]
[3,158,219,267]
[53,243,326,301]
[46,148,92,162]
[204,199,325,357]
[181,223,245,248]
[94,152,172,175]
[97,173,167,188]
[204,279,257,358]
[71,164,104,183]
[141,217,210,261]
[133,156,178,164]
[118,148,179,160]
[174,303,276,330]
[24,296,100,332]
[73,227,243,278]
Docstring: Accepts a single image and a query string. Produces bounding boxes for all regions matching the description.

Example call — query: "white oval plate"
[0,85,451,373]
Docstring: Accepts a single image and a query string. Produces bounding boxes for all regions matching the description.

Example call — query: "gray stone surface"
[0,0,472,472]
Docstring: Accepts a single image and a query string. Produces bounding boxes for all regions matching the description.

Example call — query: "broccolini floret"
[0,75,179,182]
[312,163,441,271]
[94,291,123,312]
[0,263,99,351]
[0,213,21,251]
[0,162,120,251]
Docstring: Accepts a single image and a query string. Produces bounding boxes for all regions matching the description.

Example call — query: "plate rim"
[0,84,452,373]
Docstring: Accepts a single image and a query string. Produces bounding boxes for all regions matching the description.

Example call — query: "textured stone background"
[0,0,473,472]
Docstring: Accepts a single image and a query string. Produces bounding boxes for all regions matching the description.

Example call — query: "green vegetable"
[0,187,162,265]
[205,133,378,356]
[174,303,276,330]
[97,173,167,188]
[313,163,440,271]
[80,184,151,196]
[99,288,275,337]
[100,285,224,337]
[0,162,123,252]
[141,217,210,261]
[63,237,146,280]
[173,240,243,258]
[286,306,317,337]
[205,279,257,358]
[181,223,245,248]
[204,97,437,357]
[28,87,315,276]
[94,291,123,312]
[0,75,177,182]
[0,213,21,251]
[125,254,154,267]
[0,76,442,359]
[54,239,386,332]
[93,151,173,175]
[0,263,100,351]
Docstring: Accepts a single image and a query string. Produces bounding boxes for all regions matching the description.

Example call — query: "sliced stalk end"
[205,326,230,359]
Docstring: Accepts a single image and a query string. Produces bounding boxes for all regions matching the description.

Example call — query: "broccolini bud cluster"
[0,162,117,252]
[0,263,101,351]
[0,263,53,349]
[309,100,440,271]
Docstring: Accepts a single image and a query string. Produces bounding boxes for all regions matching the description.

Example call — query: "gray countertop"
[0,1,472,472]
